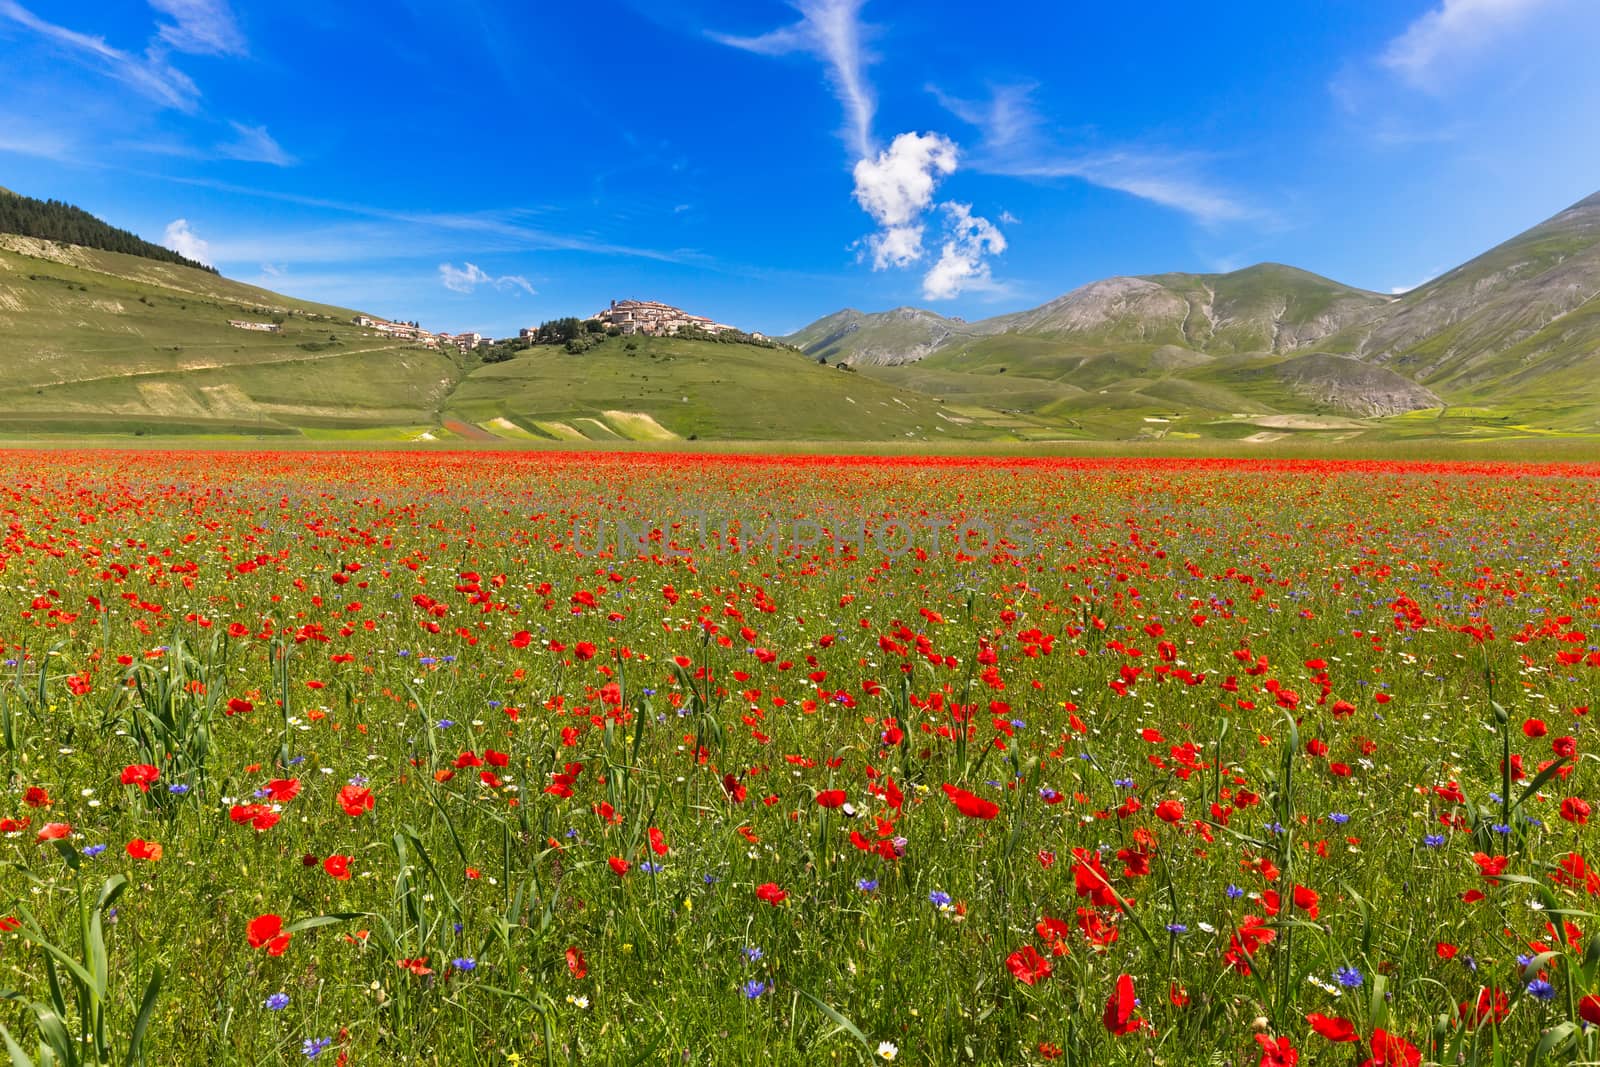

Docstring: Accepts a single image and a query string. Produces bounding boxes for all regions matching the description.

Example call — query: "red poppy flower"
[264,779,302,802]
[324,855,352,881]
[125,839,162,861]
[1579,994,1600,1026]
[815,789,848,808]
[397,957,433,976]
[647,826,669,855]
[22,786,50,808]
[247,914,292,955]
[338,784,374,817]
[1255,1034,1297,1067]
[755,882,788,905]
[229,804,280,831]
[1102,973,1139,1035]
[1155,799,1184,823]
[120,764,159,792]
[1005,945,1052,985]
[36,822,71,842]
[1361,1029,1419,1067]
[566,946,588,979]
[1562,797,1591,824]
[1306,1013,1358,1042]
[608,856,630,877]
[941,783,1000,819]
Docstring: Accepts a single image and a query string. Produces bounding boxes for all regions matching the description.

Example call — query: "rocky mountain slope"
[785,192,1600,429]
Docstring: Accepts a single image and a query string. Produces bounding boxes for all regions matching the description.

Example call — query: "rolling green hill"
[4,184,1600,445]
[0,234,462,436]
[0,199,1043,443]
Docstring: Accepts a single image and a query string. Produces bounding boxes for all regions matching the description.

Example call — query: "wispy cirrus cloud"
[439,262,535,296]
[148,0,245,57]
[0,0,201,111]
[710,0,876,159]
[931,82,1250,225]
[218,122,294,166]
[1380,0,1553,92]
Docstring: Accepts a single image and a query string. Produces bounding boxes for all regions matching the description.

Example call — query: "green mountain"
[787,193,1600,439]
[782,306,979,367]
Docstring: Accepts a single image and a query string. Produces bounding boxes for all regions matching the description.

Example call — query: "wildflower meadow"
[2,449,1600,1066]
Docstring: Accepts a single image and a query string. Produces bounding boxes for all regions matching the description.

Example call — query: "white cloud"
[162,219,211,265]
[1381,0,1552,90]
[922,202,1007,300]
[438,262,535,296]
[1016,153,1249,224]
[712,0,876,157]
[218,122,295,166]
[147,0,245,56]
[927,82,1040,154]
[933,82,1249,225]
[0,0,201,110]
[852,131,959,268]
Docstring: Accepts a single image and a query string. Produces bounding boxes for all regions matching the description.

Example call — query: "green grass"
[0,239,467,431]
[445,335,1015,443]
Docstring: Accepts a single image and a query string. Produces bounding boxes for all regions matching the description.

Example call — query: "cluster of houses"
[352,316,485,351]
[588,298,758,338]
[348,299,759,350]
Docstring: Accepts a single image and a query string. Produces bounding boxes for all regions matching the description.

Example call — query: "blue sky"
[3,0,1599,338]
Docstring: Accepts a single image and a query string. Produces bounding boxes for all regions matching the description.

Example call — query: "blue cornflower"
[857,878,879,892]
[264,993,289,1011]
[1113,777,1136,788]
[1166,923,1188,934]
[287,755,305,765]
[1527,978,1556,1001]
[741,980,767,999]
[397,650,410,657]
[1333,967,1363,989]
[1516,953,1534,967]
[347,775,369,787]
[168,783,190,795]
[1226,884,1244,899]
[452,958,477,972]
[1492,823,1511,834]
[1423,834,1446,848]
[703,873,718,885]
[302,1037,332,1059]
[1328,812,1349,825]
[742,946,763,962]
[639,862,662,874]
[436,719,454,729]
[928,890,952,908]
[82,844,107,858]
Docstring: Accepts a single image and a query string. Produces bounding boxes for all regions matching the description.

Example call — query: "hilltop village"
[344,298,763,352]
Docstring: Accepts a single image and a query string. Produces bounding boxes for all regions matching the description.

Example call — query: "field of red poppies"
[3,450,1600,1065]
